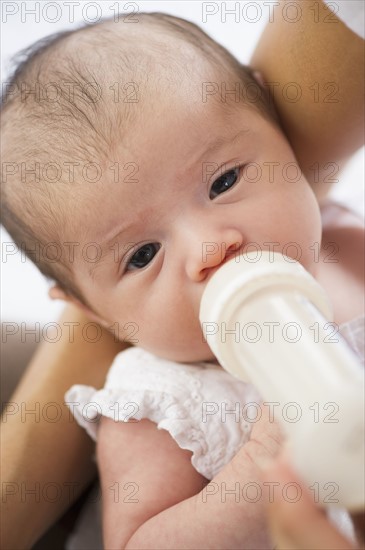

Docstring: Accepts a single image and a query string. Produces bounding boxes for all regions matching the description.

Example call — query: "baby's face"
[69,93,322,362]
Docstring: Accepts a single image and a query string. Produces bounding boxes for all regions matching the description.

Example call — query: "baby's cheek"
[136,315,209,362]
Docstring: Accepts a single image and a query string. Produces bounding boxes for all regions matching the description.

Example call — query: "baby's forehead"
[4,15,261,217]
[54,18,214,78]
[40,20,221,124]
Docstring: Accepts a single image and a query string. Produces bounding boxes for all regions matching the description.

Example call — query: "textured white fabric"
[339,314,365,367]
[65,314,364,478]
[65,314,363,550]
[65,347,260,480]
[323,0,365,39]
[64,307,364,550]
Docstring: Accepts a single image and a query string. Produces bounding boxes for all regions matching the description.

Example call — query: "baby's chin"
[141,341,218,365]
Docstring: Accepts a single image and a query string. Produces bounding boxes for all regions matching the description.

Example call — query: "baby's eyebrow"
[87,223,136,281]
[189,128,250,170]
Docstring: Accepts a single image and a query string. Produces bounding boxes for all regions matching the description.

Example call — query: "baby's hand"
[231,403,284,475]
[198,404,286,548]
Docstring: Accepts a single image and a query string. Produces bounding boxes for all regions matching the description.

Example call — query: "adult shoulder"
[251,0,364,199]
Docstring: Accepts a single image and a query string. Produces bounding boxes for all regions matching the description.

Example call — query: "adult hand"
[264,457,364,549]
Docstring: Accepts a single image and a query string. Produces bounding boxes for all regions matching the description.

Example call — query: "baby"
[1,11,363,550]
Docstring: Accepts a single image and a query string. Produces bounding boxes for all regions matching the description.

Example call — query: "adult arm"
[0,303,128,550]
[250,0,364,200]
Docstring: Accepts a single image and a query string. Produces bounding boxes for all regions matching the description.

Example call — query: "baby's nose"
[186,232,243,282]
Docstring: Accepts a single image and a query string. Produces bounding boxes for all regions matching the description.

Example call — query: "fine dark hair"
[1,12,277,309]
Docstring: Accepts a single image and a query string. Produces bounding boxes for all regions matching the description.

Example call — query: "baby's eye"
[209,167,240,199]
[127,243,161,271]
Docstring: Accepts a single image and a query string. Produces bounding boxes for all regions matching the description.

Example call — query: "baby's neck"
[315,201,364,326]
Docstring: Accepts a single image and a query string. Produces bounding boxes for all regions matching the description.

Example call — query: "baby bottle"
[199,251,364,510]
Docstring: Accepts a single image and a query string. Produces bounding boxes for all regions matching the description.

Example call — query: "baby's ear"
[48,284,109,328]
[252,70,265,88]
[48,285,70,302]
